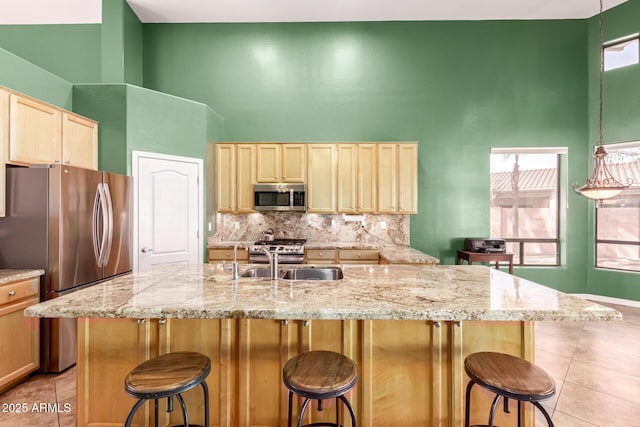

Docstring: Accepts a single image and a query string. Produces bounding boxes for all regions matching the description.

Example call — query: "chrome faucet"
[224,242,242,280]
[260,246,279,280]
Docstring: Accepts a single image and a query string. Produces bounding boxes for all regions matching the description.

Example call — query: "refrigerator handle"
[98,183,110,267]
[92,184,102,265]
[103,183,114,266]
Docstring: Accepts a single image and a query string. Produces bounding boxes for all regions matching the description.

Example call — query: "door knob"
[141,247,153,253]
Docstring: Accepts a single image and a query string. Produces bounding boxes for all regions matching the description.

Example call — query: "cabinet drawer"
[305,249,337,264]
[338,249,379,263]
[208,247,249,263]
[0,278,39,306]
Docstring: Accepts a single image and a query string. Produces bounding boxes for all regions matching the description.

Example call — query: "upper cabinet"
[307,144,337,213]
[8,93,62,166]
[215,143,256,213]
[256,143,306,183]
[213,141,418,215]
[7,92,98,170]
[337,143,377,213]
[61,112,98,170]
[378,143,418,214]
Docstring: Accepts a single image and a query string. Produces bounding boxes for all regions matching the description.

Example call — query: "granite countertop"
[0,269,45,285]
[25,263,620,322]
[209,241,440,264]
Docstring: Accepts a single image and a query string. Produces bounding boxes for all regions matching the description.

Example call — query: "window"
[490,148,565,266]
[604,34,640,71]
[596,141,640,272]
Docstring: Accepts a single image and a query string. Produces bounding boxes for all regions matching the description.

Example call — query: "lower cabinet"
[77,318,533,427]
[0,277,40,393]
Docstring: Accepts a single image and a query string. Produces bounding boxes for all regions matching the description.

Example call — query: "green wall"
[0,25,100,84]
[0,47,73,108]
[586,0,640,300]
[142,20,591,293]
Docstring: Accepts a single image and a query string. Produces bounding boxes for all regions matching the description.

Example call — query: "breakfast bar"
[25,263,620,427]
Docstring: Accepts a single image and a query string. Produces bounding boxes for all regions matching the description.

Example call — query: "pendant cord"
[599,0,604,147]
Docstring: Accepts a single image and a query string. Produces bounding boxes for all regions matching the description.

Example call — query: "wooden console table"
[456,250,514,274]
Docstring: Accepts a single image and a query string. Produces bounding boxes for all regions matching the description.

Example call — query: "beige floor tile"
[543,409,599,427]
[555,381,640,427]
[565,359,640,405]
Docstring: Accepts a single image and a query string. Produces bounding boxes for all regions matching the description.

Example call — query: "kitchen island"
[26,263,620,427]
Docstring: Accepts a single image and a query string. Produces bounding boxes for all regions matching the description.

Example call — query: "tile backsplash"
[208,213,410,246]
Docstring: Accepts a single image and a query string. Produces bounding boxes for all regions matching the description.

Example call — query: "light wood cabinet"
[305,249,338,264]
[215,144,236,213]
[215,143,255,213]
[0,88,8,218]
[61,112,98,170]
[337,144,377,213]
[338,249,379,264]
[256,143,306,183]
[8,92,62,166]
[236,144,256,213]
[0,277,40,393]
[307,144,336,213]
[377,143,417,214]
[78,318,532,427]
[208,247,249,263]
[7,91,98,170]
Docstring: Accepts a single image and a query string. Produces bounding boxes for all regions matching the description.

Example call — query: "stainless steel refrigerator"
[0,164,132,372]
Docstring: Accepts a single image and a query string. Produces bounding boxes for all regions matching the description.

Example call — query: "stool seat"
[124,351,211,427]
[464,352,555,427]
[125,351,211,398]
[464,352,555,401]
[283,350,358,427]
[283,350,358,399]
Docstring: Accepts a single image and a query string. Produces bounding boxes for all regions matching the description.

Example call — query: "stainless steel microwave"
[254,183,306,212]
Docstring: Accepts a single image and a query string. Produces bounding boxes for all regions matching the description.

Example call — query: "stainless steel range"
[249,239,306,264]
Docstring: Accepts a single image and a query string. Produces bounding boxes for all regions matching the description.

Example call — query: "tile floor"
[0,302,638,427]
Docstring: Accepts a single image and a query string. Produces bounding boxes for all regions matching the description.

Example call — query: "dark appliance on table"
[249,239,306,264]
[463,238,507,254]
[0,164,132,372]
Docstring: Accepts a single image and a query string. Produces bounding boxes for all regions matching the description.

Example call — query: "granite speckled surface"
[0,269,44,285]
[25,263,620,322]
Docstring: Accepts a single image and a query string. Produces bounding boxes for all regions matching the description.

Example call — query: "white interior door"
[133,151,203,271]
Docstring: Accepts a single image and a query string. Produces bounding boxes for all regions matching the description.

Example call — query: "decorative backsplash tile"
[208,213,410,246]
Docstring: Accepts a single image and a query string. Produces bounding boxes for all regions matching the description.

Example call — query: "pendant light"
[574,0,632,201]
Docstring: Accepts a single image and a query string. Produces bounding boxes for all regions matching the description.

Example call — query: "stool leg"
[517,400,522,427]
[338,395,357,427]
[124,398,146,427]
[487,394,502,427]
[154,398,159,427]
[464,381,475,427]
[533,402,555,427]
[287,391,294,427]
[176,393,189,427]
[201,380,210,427]
[296,397,312,427]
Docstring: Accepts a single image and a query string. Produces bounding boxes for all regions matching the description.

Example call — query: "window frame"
[490,148,565,267]
[603,33,640,72]
[594,141,640,273]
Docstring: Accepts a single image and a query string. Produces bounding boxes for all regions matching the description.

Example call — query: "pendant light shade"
[574,145,631,200]
[575,0,633,202]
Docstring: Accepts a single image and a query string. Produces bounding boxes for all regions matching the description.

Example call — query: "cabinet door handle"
[8,290,16,296]
[159,319,167,325]
[137,319,146,324]
[281,320,289,326]
[303,320,310,327]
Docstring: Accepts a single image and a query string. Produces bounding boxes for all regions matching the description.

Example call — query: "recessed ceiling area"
[0,0,628,25]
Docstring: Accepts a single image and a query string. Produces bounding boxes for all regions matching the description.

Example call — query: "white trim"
[601,140,640,150]
[132,150,204,272]
[490,147,568,155]
[572,293,640,308]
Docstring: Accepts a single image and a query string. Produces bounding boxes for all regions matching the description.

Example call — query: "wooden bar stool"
[283,350,358,427]
[124,351,211,427]
[464,352,555,427]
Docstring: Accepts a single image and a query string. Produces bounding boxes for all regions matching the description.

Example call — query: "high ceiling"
[0,0,628,25]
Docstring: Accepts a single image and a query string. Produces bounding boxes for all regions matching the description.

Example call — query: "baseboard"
[572,294,640,308]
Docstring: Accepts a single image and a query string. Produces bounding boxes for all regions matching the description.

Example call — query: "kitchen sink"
[239,267,343,280]
[281,267,343,281]
[240,268,280,278]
